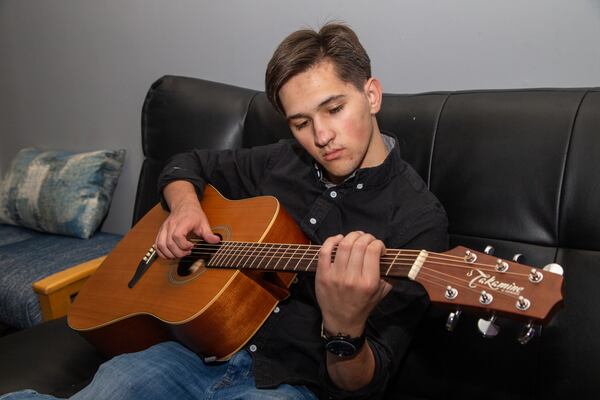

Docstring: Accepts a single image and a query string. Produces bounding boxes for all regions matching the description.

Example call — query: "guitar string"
[180,251,532,307]
[186,242,488,267]
[187,239,517,267]
[179,252,536,293]
[174,244,537,308]
[183,245,532,278]
[175,242,538,314]
[418,270,517,303]
[185,248,531,277]
[418,266,524,300]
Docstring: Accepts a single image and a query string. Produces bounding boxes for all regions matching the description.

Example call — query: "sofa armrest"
[32,256,106,321]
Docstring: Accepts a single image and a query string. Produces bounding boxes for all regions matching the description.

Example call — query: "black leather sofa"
[1,76,599,399]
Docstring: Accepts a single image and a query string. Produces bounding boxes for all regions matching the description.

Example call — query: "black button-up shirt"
[157,135,448,399]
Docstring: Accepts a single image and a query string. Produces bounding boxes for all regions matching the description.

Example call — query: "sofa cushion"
[0,148,125,239]
[0,224,122,329]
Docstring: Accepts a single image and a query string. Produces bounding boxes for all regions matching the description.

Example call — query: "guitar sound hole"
[174,234,223,279]
[177,256,208,277]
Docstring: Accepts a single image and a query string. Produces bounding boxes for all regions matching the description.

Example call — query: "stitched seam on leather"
[555,90,589,250]
[242,92,261,148]
[427,93,451,189]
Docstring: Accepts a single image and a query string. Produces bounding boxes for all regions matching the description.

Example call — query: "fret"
[256,243,273,270]
[240,242,258,269]
[386,249,401,276]
[220,241,238,268]
[271,244,288,270]
[294,245,310,271]
[208,242,227,267]
[265,243,282,270]
[228,241,246,267]
[282,245,300,270]
[245,243,261,269]
[306,247,318,271]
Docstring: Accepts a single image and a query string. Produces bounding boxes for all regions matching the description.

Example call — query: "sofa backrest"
[137,75,600,399]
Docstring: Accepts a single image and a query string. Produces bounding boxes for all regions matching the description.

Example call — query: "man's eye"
[295,121,308,130]
[329,105,344,114]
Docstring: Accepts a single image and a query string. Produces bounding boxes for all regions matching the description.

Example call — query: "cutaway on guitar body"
[68,185,307,360]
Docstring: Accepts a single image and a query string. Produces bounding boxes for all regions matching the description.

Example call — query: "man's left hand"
[315,231,393,337]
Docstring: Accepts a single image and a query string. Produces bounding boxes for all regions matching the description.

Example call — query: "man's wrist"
[321,323,366,358]
[321,318,365,338]
[164,181,200,210]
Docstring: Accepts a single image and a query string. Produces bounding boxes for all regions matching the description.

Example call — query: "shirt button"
[249,344,257,352]
[356,183,364,190]
[309,217,317,225]
[330,191,337,198]
[273,306,280,314]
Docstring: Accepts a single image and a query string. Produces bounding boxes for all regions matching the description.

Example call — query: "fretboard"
[195,241,424,278]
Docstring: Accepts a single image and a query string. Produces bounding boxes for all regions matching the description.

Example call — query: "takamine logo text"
[467,269,525,296]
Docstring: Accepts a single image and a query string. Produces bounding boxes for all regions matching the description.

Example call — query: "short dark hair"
[265,23,372,115]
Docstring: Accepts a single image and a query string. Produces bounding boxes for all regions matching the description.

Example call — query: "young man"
[154,23,448,399]
[2,23,447,400]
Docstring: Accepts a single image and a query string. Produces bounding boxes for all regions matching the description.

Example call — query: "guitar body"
[68,186,308,360]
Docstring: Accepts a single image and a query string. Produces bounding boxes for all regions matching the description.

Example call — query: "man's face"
[278,60,384,184]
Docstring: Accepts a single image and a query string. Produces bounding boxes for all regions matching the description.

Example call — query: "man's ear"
[364,78,383,114]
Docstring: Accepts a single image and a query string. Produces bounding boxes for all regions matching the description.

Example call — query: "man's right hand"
[155,181,220,259]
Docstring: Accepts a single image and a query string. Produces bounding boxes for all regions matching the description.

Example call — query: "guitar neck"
[193,241,426,279]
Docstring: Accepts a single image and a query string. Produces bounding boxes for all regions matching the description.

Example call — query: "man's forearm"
[326,341,376,391]
[163,180,201,211]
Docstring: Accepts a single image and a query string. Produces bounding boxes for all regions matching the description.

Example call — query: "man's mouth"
[323,148,343,161]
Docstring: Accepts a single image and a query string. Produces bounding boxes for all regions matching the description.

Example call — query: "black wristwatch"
[321,323,366,357]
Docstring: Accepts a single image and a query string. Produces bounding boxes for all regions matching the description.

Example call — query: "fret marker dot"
[309,218,317,225]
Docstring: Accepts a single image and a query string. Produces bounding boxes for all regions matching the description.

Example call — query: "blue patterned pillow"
[0,148,126,239]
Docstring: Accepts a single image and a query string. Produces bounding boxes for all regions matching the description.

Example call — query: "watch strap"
[321,323,366,357]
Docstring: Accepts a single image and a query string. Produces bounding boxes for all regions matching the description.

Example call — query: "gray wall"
[1,0,599,234]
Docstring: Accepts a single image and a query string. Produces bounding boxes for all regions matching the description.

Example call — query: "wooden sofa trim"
[32,256,106,321]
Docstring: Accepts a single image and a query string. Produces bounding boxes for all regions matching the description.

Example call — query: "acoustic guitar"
[68,185,564,361]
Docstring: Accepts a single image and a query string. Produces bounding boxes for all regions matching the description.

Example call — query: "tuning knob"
[543,263,564,276]
[517,321,539,345]
[477,314,500,338]
[484,245,495,255]
[446,309,462,332]
[512,253,526,263]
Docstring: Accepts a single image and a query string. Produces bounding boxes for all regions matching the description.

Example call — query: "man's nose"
[314,118,334,147]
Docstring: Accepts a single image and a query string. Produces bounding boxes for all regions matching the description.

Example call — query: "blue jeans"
[1,341,317,400]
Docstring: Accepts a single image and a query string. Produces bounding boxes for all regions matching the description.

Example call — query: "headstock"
[413,245,564,344]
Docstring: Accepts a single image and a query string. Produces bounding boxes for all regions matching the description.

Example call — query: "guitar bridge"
[127,247,158,288]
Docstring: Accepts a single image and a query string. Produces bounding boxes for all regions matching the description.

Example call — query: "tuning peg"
[517,321,540,345]
[512,253,526,263]
[445,309,462,332]
[483,245,495,255]
[477,314,500,338]
[543,263,564,276]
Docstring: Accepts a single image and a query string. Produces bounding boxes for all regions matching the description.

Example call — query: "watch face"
[325,339,358,357]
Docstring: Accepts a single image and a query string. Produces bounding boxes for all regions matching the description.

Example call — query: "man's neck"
[360,129,390,169]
